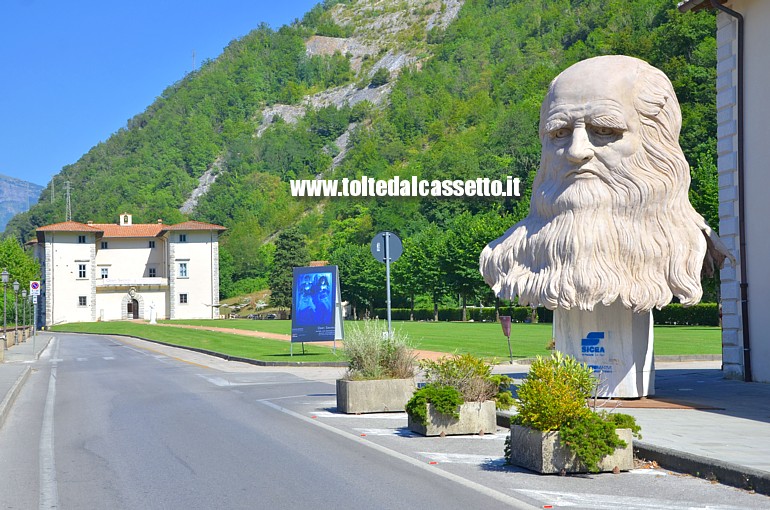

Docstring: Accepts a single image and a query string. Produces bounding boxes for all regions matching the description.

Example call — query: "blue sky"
[0,0,320,187]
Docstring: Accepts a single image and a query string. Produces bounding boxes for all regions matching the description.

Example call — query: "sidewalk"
[0,331,52,429]
[2,332,769,496]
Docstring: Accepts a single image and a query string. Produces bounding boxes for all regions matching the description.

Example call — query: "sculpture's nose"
[565,127,594,164]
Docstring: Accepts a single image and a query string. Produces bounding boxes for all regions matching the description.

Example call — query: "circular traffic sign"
[370,231,403,263]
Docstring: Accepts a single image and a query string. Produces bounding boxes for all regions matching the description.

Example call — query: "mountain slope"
[0,174,43,233]
[2,0,718,302]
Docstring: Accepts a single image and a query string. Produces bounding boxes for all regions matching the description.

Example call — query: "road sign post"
[500,316,513,364]
[30,282,40,354]
[371,231,403,338]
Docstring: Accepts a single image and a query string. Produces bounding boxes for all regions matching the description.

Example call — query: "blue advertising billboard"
[291,265,343,343]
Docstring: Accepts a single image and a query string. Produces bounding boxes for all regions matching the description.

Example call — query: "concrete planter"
[509,424,634,474]
[336,378,415,414]
[407,400,497,436]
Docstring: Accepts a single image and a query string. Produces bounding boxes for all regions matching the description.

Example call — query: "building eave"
[678,0,727,13]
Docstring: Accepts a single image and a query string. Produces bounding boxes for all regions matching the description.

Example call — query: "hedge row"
[368,306,547,323]
[653,303,719,326]
[368,303,717,326]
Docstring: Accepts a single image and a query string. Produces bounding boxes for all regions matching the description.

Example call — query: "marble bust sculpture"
[480,55,729,313]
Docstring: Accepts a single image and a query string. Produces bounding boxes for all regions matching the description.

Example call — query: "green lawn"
[143,319,721,360]
[50,321,344,363]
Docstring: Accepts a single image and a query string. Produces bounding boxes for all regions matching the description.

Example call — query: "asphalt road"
[0,334,768,509]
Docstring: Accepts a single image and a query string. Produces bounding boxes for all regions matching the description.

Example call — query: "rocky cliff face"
[0,174,43,233]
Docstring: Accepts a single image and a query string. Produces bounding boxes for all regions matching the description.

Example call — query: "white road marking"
[628,468,668,476]
[76,357,88,361]
[257,399,538,510]
[354,428,418,437]
[198,375,311,387]
[103,356,115,360]
[516,489,748,510]
[353,427,505,440]
[198,375,255,387]
[39,338,60,510]
[312,410,408,420]
[419,452,506,466]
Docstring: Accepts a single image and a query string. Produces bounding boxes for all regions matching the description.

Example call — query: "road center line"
[39,337,60,510]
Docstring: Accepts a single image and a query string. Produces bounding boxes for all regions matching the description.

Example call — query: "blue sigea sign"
[581,332,605,356]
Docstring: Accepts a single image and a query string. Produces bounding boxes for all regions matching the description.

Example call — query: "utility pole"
[65,180,72,221]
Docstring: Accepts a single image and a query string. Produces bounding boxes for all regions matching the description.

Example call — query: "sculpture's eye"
[590,126,619,137]
[551,127,572,139]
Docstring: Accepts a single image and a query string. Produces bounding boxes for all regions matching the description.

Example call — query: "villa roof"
[160,220,227,232]
[36,221,101,233]
[90,223,165,238]
[36,218,226,241]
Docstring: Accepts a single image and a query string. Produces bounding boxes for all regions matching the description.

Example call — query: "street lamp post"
[1,269,8,350]
[13,281,19,345]
[21,289,27,341]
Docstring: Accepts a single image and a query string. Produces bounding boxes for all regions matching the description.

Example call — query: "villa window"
[179,293,188,304]
[78,264,87,278]
[179,262,188,278]
[78,296,87,306]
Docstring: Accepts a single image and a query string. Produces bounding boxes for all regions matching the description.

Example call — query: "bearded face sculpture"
[480,55,729,313]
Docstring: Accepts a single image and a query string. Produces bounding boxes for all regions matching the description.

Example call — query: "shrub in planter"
[508,352,641,473]
[341,319,416,381]
[406,354,514,430]
[337,320,417,414]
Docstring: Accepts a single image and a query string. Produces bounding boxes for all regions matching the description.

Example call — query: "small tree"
[369,67,390,88]
[268,228,309,315]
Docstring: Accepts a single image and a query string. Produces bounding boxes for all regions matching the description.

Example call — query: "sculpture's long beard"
[480,153,707,313]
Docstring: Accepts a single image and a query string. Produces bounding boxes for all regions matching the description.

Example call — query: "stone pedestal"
[554,301,654,398]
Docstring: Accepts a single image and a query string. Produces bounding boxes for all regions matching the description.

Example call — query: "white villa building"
[35,213,226,326]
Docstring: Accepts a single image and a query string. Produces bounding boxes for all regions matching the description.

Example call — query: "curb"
[634,441,770,496]
[0,366,31,430]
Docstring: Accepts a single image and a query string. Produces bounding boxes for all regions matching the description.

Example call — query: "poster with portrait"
[291,265,343,343]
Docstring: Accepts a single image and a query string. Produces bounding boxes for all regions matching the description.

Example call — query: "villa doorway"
[127,299,139,319]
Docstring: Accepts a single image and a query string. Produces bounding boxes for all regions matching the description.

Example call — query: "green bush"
[515,352,596,432]
[368,303,717,326]
[654,303,718,326]
[342,319,417,380]
[369,306,540,322]
[369,67,390,87]
[406,354,513,426]
[513,352,641,473]
[405,385,464,426]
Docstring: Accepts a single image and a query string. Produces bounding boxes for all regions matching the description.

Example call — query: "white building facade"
[680,0,770,383]
[35,213,226,325]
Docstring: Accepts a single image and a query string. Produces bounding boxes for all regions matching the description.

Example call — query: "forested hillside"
[4,0,718,314]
